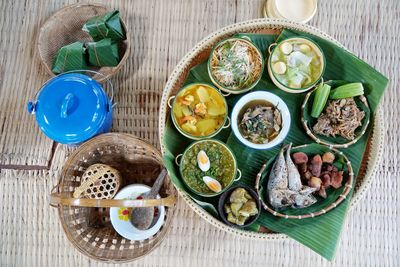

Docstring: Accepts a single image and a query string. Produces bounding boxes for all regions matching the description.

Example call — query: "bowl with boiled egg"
[267,37,326,93]
[176,139,241,197]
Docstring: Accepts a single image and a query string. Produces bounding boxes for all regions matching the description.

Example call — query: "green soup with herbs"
[181,141,236,195]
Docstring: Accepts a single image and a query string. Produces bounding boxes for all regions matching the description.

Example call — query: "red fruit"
[308,176,322,190]
[122,209,129,215]
[298,162,307,173]
[322,152,335,164]
[321,173,331,187]
[304,171,312,180]
[292,152,308,164]
[331,171,344,189]
[311,155,322,177]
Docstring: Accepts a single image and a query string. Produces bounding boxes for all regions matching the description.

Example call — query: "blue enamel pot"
[27,71,114,145]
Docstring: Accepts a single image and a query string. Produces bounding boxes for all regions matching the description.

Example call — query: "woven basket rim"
[55,133,178,263]
[37,3,131,83]
[158,18,385,240]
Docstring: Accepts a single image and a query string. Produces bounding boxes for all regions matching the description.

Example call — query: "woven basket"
[37,3,130,83]
[50,133,178,263]
[158,19,385,240]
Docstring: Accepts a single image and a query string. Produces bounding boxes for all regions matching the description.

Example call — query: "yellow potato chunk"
[207,102,226,116]
[181,122,197,133]
[196,86,210,103]
[196,119,217,135]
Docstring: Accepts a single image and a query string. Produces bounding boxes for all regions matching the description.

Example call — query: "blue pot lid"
[32,73,110,144]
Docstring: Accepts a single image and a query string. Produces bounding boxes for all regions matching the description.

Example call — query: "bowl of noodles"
[208,37,264,95]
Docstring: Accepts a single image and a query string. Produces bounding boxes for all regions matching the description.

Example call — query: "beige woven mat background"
[0,0,398,266]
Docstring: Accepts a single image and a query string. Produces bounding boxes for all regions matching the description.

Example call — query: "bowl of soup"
[176,139,241,197]
[267,37,325,93]
[169,83,229,139]
[231,91,291,149]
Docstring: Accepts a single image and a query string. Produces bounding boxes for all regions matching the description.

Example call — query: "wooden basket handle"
[49,192,177,208]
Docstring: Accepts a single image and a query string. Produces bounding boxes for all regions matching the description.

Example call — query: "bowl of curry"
[176,139,241,197]
[168,83,229,140]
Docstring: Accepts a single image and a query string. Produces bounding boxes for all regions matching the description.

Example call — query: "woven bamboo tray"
[158,19,384,240]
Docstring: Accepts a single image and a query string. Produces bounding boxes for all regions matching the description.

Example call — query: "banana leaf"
[86,38,119,67]
[162,29,388,260]
[52,41,87,74]
[82,10,125,41]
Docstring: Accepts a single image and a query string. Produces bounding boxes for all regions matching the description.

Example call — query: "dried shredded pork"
[312,97,365,140]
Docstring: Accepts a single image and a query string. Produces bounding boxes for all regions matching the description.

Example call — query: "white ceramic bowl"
[231,91,291,150]
[110,184,165,241]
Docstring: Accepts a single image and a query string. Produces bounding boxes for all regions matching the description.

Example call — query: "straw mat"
[0,0,398,266]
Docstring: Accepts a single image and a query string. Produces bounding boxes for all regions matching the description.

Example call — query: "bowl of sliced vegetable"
[208,37,264,95]
[268,37,325,93]
[301,80,370,148]
[168,83,229,140]
[218,185,261,228]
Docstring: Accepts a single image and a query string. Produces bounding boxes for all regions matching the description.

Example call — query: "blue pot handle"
[60,93,75,118]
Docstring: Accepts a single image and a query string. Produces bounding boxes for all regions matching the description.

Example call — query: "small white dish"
[110,184,165,241]
[263,0,318,24]
[231,91,291,150]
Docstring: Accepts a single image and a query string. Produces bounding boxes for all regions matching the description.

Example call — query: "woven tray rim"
[158,18,384,240]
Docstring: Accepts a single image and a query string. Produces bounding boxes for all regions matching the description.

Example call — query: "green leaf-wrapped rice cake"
[52,41,87,74]
[82,10,126,41]
[86,38,119,67]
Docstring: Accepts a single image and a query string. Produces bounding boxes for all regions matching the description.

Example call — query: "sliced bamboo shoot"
[280,42,293,55]
[272,61,287,75]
